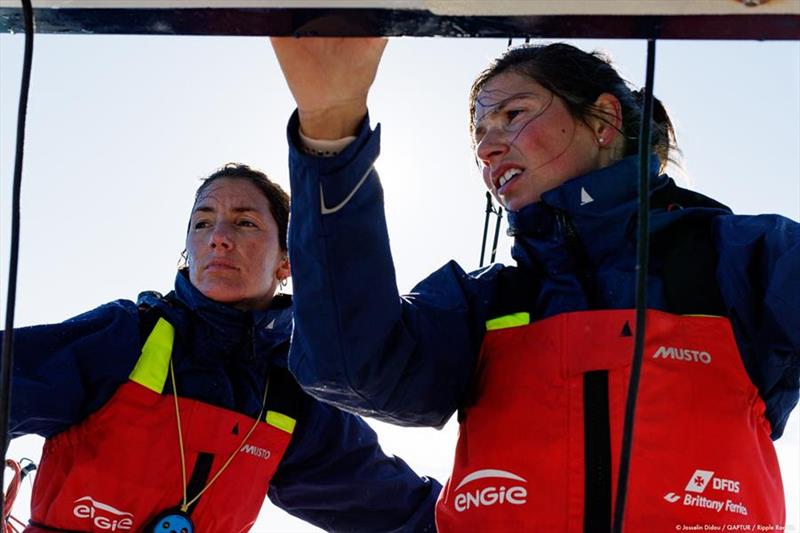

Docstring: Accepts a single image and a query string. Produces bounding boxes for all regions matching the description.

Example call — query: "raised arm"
[272,38,499,427]
[271,37,387,139]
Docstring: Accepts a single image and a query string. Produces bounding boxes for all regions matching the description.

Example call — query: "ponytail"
[630,89,677,172]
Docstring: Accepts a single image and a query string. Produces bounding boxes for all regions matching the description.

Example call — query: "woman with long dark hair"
[273,38,798,532]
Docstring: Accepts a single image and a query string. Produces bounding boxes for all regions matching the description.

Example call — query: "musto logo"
[652,346,712,365]
[72,496,134,530]
[240,443,271,460]
[453,469,527,513]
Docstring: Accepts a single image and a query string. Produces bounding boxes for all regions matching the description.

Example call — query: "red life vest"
[27,318,297,532]
[436,310,785,532]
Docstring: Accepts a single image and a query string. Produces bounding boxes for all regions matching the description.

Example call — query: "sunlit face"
[186,177,289,311]
[473,71,604,211]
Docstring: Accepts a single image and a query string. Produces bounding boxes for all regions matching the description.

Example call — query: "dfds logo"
[453,469,528,513]
[72,496,134,531]
[685,469,741,494]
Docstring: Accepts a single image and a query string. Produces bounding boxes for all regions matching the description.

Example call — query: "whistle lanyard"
[169,358,269,513]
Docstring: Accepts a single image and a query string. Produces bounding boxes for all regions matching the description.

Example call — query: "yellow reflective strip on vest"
[129,317,175,393]
[485,312,531,331]
[266,410,296,434]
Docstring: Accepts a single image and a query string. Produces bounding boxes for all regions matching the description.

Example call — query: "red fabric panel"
[29,381,292,532]
[436,310,784,532]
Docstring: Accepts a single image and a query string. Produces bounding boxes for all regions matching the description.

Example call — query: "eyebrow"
[474,92,542,128]
[191,205,263,215]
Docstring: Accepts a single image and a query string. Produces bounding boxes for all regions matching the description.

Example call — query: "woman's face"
[186,177,289,311]
[473,71,606,211]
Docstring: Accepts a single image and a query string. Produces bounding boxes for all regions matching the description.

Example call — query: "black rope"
[612,38,657,533]
[480,192,493,267]
[490,205,503,263]
[1,0,34,497]
[479,192,504,267]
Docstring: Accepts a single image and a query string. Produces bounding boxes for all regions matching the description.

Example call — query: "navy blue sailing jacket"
[286,112,799,440]
[7,270,440,532]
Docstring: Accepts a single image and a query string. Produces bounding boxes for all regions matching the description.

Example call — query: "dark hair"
[469,43,676,171]
[192,163,289,251]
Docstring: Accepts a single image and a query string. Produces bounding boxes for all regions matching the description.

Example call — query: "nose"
[475,128,510,168]
[209,223,234,250]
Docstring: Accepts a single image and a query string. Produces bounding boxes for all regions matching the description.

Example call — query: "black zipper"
[552,209,612,531]
[185,452,214,514]
[583,370,612,533]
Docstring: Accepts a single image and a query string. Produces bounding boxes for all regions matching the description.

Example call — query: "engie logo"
[685,469,740,494]
[72,496,134,531]
[241,444,271,460]
[453,469,528,513]
[652,346,712,364]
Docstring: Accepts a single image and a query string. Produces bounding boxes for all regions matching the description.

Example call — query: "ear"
[588,92,622,147]
[276,255,291,281]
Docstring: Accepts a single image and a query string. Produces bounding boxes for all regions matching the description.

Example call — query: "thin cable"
[169,360,189,510]
[1,0,34,502]
[479,192,493,267]
[490,206,503,263]
[612,38,657,533]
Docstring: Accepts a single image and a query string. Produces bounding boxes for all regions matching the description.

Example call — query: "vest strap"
[486,312,531,331]
[129,317,175,393]
[266,411,296,434]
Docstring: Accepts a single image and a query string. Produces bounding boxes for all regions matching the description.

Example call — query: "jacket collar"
[505,155,727,271]
[172,270,293,362]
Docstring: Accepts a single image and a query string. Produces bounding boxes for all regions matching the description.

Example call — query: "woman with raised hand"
[273,37,799,532]
[5,163,439,532]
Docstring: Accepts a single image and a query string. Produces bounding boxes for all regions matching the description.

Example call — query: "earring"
[598,137,605,145]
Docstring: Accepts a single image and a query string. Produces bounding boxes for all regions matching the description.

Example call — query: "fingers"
[271,37,388,139]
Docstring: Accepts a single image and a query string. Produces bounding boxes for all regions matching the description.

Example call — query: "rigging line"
[613,38,657,533]
[480,191,493,267]
[490,205,503,263]
[0,0,34,499]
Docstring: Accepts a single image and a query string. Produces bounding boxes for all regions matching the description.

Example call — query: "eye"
[193,220,210,230]
[238,219,258,228]
[506,109,524,122]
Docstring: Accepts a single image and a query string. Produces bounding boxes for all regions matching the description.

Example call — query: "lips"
[492,166,525,193]
[205,260,238,272]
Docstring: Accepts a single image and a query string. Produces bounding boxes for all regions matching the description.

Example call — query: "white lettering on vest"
[652,346,712,364]
[72,496,134,531]
[684,469,742,495]
[241,443,272,460]
[452,469,528,513]
[725,500,749,515]
[683,493,724,512]
[713,477,740,493]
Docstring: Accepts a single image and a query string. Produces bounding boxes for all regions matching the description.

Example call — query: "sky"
[1,31,798,532]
